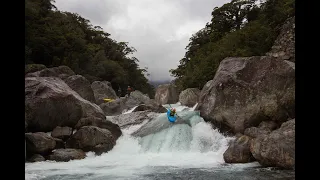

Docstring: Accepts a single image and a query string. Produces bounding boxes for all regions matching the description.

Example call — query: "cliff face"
[266,16,295,62]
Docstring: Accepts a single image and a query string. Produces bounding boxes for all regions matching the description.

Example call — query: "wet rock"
[250,119,295,169]
[223,135,255,163]
[51,126,73,141]
[107,111,159,128]
[48,148,86,162]
[28,154,45,162]
[66,126,116,155]
[75,117,122,139]
[25,132,56,155]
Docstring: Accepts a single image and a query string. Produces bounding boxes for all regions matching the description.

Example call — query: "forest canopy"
[170,0,295,91]
[25,0,155,97]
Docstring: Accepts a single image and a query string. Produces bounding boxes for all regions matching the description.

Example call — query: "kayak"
[166,110,177,123]
[103,98,115,102]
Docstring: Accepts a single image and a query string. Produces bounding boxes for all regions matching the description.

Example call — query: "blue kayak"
[167,109,177,123]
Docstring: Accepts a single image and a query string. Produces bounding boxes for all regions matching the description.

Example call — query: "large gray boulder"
[107,111,159,128]
[223,135,255,163]
[266,17,295,62]
[197,56,295,133]
[66,126,116,155]
[51,126,73,141]
[99,98,125,116]
[179,88,200,107]
[250,119,295,169]
[64,75,96,103]
[25,132,56,156]
[154,84,178,105]
[75,117,122,140]
[25,77,105,132]
[91,81,118,105]
[122,90,152,110]
[48,149,86,162]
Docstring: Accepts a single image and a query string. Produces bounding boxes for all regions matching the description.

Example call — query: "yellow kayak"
[103,98,115,102]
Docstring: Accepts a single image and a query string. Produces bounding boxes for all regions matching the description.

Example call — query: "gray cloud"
[54,0,229,81]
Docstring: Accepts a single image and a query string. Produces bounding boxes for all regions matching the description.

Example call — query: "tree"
[170,0,295,91]
[25,0,155,97]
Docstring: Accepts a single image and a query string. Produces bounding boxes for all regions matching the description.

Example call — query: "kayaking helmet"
[171,108,176,112]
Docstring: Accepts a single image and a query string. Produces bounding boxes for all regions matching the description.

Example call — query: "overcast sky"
[54,0,230,81]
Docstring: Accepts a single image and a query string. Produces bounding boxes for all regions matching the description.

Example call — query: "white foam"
[123,105,138,114]
[25,103,240,179]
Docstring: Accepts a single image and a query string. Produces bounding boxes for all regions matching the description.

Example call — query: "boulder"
[122,90,154,110]
[154,84,178,105]
[250,119,295,169]
[64,75,96,103]
[25,77,105,132]
[99,98,125,116]
[51,126,73,141]
[75,117,122,139]
[27,154,45,162]
[266,17,295,62]
[54,138,65,149]
[25,65,75,80]
[48,149,86,162]
[258,121,279,131]
[107,111,159,128]
[99,91,163,115]
[91,81,117,105]
[223,135,255,163]
[244,127,271,139]
[66,126,116,155]
[25,132,56,155]
[179,88,200,107]
[197,56,295,134]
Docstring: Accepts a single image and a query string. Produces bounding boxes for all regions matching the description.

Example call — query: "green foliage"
[25,0,155,98]
[170,0,295,91]
[25,64,47,74]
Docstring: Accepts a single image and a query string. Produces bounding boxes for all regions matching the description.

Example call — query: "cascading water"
[25,103,294,180]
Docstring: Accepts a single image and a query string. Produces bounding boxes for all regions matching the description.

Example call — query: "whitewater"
[25,103,294,180]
